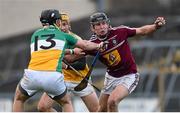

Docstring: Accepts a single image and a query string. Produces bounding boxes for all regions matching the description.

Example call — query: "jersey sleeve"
[116,25,136,38]
[65,33,78,46]
[124,26,136,37]
[70,32,82,40]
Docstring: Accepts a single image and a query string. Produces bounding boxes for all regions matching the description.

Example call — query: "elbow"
[141,32,148,36]
[137,29,149,36]
[83,40,89,48]
[76,40,87,50]
[80,40,89,50]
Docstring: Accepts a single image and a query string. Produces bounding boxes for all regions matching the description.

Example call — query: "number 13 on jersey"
[31,34,66,53]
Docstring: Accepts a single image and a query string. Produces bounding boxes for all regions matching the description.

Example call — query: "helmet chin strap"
[97,32,108,41]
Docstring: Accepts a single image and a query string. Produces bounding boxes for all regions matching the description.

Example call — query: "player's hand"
[154,17,166,29]
[98,41,109,52]
[73,48,85,55]
[62,62,69,69]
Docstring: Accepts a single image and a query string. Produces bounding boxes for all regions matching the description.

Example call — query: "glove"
[154,17,166,29]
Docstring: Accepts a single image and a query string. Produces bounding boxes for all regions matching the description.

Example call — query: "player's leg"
[97,72,111,112]
[53,92,73,112]
[61,93,73,112]
[13,84,30,112]
[13,69,37,112]
[37,93,56,112]
[81,91,99,112]
[44,72,73,112]
[98,93,109,112]
[66,82,99,112]
[107,73,140,112]
[107,84,129,112]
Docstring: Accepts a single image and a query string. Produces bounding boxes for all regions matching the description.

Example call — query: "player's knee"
[89,104,99,112]
[55,96,71,106]
[61,98,71,105]
[92,106,99,112]
[14,89,28,102]
[61,95,72,105]
[37,104,48,112]
[98,104,107,112]
[107,99,118,109]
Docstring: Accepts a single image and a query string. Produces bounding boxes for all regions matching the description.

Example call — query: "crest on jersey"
[109,53,116,62]
[112,39,117,46]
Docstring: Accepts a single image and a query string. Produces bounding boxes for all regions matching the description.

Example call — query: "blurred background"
[0,0,180,112]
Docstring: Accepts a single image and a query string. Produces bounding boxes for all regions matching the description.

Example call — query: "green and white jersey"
[66,32,82,49]
[28,25,78,72]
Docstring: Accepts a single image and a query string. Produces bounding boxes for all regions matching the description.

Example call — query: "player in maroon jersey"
[65,12,165,112]
[88,12,165,112]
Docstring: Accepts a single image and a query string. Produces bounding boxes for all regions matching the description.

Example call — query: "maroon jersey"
[89,26,137,78]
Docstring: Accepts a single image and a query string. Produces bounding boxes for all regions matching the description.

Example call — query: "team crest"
[109,53,116,62]
[112,39,117,46]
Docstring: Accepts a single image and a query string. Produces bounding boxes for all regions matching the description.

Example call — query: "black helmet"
[40,9,61,25]
[90,12,109,24]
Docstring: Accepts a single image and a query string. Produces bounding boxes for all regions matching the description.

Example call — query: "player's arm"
[135,17,165,36]
[75,39,103,51]
[64,47,96,63]
[64,53,84,63]
[65,49,74,55]
[65,33,104,51]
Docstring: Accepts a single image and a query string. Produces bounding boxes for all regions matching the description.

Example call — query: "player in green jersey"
[12,9,103,112]
[37,13,99,112]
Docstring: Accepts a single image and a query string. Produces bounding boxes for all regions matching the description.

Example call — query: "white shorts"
[102,72,140,94]
[65,82,94,97]
[19,69,67,99]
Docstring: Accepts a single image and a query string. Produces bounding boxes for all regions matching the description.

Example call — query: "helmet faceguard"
[90,12,110,40]
[40,9,61,25]
[90,12,110,25]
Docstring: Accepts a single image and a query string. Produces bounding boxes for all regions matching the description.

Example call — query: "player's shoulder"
[69,32,82,40]
[33,27,54,34]
[111,25,133,30]
[31,28,43,37]
[34,28,43,33]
